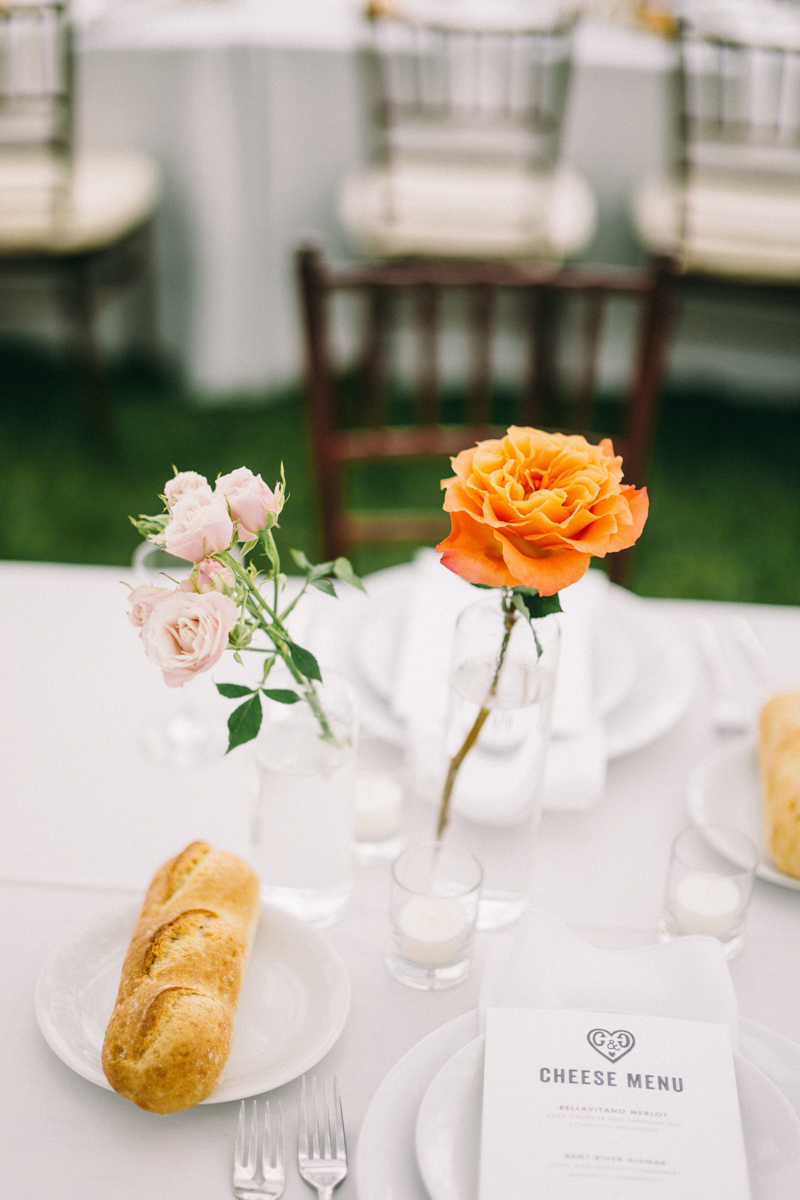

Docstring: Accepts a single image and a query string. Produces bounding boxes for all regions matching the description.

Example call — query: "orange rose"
[436,427,648,596]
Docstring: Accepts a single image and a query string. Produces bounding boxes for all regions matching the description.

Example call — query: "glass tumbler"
[386,842,482,991]
[658,824,759,959]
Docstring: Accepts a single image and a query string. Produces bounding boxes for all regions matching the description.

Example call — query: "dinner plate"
[348,566,695,761]
[35,901,351,1103]
[414,1036,800,1200]
[356,580,638,723]
[687,737,800,892]
[356,1010,800,1200]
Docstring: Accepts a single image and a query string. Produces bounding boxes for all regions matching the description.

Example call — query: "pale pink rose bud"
[127,584,171,628]
[164,471,213,508]
[179,559,235,594]
[140,590,238,688]
[215,467,280,541]
[164,492,234,563]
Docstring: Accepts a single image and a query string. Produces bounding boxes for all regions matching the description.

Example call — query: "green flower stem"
[218,548,337,745]
[436,587,518,840]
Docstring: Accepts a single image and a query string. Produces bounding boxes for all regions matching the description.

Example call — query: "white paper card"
[479,1008,750,1200]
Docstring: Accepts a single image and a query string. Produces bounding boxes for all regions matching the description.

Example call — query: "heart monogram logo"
[587,1028,636,1063]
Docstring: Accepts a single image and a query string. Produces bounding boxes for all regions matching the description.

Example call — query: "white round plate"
[687,737,800,892]
[35,901,351,1103]
[357,1010,800,1200]
[415,1036,800,1200]
[602,591,696,758]
[351,567,694,761]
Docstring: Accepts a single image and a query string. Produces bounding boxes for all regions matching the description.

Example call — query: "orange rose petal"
[603,486,649,554]
[437,511,518,588]
[497,532,591,595]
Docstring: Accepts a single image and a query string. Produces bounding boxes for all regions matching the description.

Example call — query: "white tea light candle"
[354,772,403,842]
[672,872,741,938]
[397,896,468,967]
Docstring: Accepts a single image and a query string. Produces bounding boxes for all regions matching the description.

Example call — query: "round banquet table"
[2,558,800,1198]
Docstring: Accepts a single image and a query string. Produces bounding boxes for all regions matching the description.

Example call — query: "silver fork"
[297,1075,347,1200]
[234,1099,285,1200]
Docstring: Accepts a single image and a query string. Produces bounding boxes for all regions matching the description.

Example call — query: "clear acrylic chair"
[340,3,596,262]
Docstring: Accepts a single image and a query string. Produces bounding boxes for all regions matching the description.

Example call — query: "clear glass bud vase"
[252,673,357,928]
[442,597,560,930]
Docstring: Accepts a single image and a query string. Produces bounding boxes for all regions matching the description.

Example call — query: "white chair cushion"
[0,148,160,255]
[633,172,800,281]
[338,161,596,261]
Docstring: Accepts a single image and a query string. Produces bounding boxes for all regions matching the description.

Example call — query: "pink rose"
[164,471,212,508]
[179,558,235,594]
[140,590,238,687]
[164,492,234,563]
[215,467,279,541]
[127,584,171,628]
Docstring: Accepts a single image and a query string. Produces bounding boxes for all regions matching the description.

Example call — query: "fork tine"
[311,1075,321,1159]
[323,1077,333,1159]
[275,1102,285,1174]
[236,1100,247,1171]
[263,1101,272,1173]
[248,1100,258,1174]
[298,1076,309,1162]
[333,1077,346,1162]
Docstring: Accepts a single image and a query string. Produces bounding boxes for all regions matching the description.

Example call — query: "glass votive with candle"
[353,770,407,863]
[658,824,758,959]
[386,842,482,990]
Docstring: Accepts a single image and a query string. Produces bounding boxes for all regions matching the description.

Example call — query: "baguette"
[758,691,800,880]
[102,840,260,1113]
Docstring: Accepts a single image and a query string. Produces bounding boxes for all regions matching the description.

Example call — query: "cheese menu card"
[479,1008,750,1200]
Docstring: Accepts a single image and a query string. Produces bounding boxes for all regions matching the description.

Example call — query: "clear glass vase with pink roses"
[127,466,365,922]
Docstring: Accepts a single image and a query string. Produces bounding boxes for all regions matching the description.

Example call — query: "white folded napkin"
[396,549,608,812]
[478,908,740,1044]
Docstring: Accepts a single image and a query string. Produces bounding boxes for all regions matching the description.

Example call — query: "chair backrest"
[296,245,673,579]
[0,1,72,221]
[364,7,576,171]
[677,23,800,184]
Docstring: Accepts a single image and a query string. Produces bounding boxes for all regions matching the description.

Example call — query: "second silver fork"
[298,1075,347,1200]
[234,1099,285,1200]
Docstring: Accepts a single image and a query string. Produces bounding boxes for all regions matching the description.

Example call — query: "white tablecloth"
[3,559,800,1197]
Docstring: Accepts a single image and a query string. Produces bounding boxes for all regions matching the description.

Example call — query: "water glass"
[386,842,482,991]
[658,824,758,959]
[252,673,357,927]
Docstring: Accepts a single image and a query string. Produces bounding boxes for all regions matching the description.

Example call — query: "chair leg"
[57,260,116,450]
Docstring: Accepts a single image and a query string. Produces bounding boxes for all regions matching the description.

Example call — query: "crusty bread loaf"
[102,841,260,1113]
[759,691,800,880]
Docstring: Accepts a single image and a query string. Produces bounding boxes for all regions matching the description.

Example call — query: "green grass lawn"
[2,339,799,605]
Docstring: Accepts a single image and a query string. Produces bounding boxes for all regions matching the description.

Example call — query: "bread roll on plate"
[102,841,260,1113]
[759,691,800,880]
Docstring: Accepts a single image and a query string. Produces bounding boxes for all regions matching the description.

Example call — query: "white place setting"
[3,546,800,1198]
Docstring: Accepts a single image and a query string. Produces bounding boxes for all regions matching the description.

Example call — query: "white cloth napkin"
[478,908,740,1043]
[396,549,608,812]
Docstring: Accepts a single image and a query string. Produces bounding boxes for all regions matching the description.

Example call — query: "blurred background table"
[75,1,675,392]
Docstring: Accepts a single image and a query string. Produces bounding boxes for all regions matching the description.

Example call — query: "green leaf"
[241,538,258,556]
[216,682,254,698]
[290,548,311,572]
[234,652,243,666]
[308,560,335,580]
[226,693,263,753]
[511,587,562,620]
[262,688,302,704]
[310,577,337,597]
[287,640,322,682]
[333,557,367,592]
[470,582,497,591]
